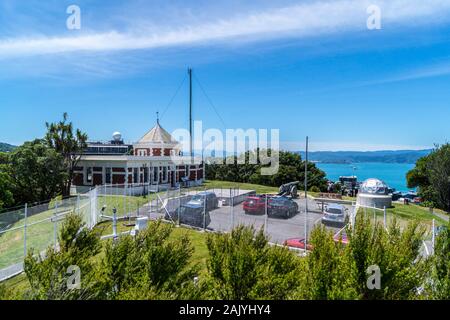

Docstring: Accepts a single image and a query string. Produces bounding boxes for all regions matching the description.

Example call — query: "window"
[105,168,112,184]
[86,167,93,184]
[133,168,138,184]
[185,166,189,177]
[153,167,159,183]
[163,167,168,182]
[144,167,149,183]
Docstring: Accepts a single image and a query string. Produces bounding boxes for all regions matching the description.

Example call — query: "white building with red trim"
[72,120,204,192]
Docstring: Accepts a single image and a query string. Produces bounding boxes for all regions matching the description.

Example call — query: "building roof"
[138,121,178,144]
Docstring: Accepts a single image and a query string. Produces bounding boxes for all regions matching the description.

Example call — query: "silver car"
[322,204,346,227]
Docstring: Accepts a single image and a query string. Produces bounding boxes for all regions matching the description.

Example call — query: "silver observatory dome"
[359,178,389,195]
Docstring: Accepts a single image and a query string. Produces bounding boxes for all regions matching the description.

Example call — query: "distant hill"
[298,149,432,164]
[0,142,16,152]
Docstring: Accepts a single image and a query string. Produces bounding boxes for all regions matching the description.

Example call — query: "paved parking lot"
[208,198,351,244]
[145,197,353,245]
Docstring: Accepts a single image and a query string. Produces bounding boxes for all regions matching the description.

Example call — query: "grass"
[358,203,447,234]
[308,191,356,201]
[0,204,60,269]
[0,193,159,271]
[202,180,279,194]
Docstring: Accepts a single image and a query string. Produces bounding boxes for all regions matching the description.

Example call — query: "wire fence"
[0,189,96,281]
[1,183,442,282]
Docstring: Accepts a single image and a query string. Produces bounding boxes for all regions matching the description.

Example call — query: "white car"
[322,204,347,227]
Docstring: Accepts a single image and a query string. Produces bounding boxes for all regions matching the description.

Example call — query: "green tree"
[296,225,359,300]
[428,223,450,299]
[0,171,14,210]
[347,214,427,300]
[6,139,66,205]
[99,220,200,300]
[45,113,88,197]
[206,150,327,191]
[407,144,450,211]
[205,225,300,300]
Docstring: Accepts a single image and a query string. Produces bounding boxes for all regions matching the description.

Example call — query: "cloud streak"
[1,0,450,58]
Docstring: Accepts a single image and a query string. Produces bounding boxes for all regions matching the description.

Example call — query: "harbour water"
[315,162,415,192]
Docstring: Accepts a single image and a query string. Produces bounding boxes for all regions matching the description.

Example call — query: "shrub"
[205,225,300,300]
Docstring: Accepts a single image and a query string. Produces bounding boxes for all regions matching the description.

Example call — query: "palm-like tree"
[45,113,88,197]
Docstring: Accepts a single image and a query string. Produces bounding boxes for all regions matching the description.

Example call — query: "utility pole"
[304,136,309,254]
[188,68,193,159]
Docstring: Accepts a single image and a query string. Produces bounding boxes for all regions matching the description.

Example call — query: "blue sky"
[1,0,450,151]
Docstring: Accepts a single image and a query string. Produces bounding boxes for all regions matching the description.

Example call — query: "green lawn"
[358,203,447,234]
[202,180,279,194]
[308,191,356,201]
[0,203,65,270]
[0,193,157,271]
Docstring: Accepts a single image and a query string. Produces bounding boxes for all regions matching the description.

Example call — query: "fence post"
[230,188,234,230]
[24,203,28,258]
[113,208,117,239]
[432,218,435,253]
[148,182,151,208]
[76,194,80,215]
[178,185,181,226]
[124,183,127,218]
[54,200,58,249]
[373,205,376,225]
[203,187,207,231]
[383,206,387,229]
[264,195,268,235]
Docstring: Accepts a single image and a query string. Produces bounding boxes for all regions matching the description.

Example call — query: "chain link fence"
[0,189,96,281]
[1,183,442,282]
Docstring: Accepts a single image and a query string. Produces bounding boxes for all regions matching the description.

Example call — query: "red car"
[243,195,268,214]
[333,233,349,245]
[284,238,314,251]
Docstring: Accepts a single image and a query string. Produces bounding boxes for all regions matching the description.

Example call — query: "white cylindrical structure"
[357,178,392,209]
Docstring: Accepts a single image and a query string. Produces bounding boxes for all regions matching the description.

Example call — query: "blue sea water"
[315,162,415,192]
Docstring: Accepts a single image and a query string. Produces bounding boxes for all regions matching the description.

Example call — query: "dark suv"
[188,192,218,211]
[268,197,298,219]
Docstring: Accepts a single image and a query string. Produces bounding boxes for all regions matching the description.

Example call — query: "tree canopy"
[45,113,88,197]
[206,150,327,191]
[407,144,450,211]
[0,139,66,207]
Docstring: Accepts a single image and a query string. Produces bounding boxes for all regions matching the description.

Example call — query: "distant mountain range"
[298,149,432,164]
[0,142,16,152]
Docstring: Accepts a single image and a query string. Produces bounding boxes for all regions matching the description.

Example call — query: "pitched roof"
[138,121,177,144]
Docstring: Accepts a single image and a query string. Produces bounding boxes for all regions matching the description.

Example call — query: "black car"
[165,203,211,228]
[187,192,219,211]
[268,197,298,219]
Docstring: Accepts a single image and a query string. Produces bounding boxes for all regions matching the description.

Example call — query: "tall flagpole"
[304,136,309,254]
[188,68,193,159]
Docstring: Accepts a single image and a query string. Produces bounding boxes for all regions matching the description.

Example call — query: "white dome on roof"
[360,178,389,195]
[112,132,122,141]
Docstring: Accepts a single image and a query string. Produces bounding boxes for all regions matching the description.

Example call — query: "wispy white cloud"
[1,0,450,59]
